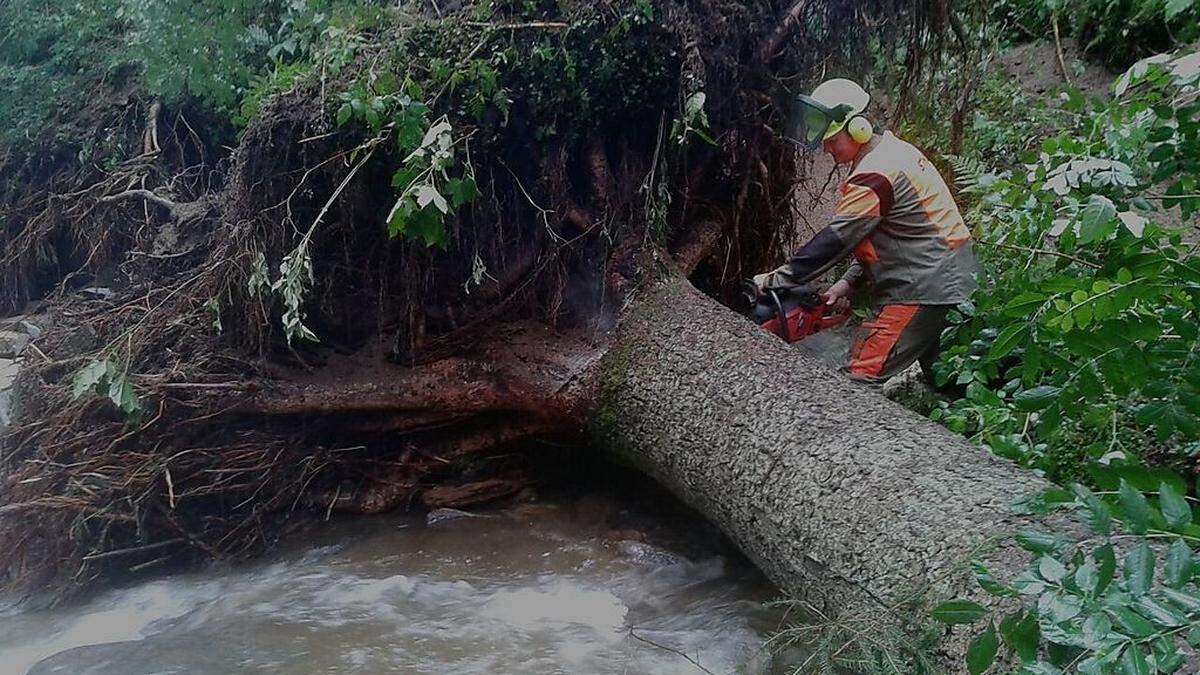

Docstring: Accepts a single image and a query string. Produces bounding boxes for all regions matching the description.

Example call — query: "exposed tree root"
[247,323,600,423]
[759,0,814,65]
[99,189,212,225]
[671,219,727,275]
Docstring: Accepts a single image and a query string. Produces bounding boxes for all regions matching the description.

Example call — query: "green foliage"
[127,0,385,119]
[246,245,318,346]
[127,0,267,114]
[234,0,671,343]
[467,0,678,140]
[0,0,128,155]
[940,479,1200,673]
[234,3,376,126]
[670,91,716,146]
[0,0,386,164]
[335,69,477,248]
[930,48,1200,484]
[236,62,315,129]
[70,358,142,417]
[932,599,992,624]
[906,45,1200,674]
[993,0,1198,64]
[768,599,946,674]
[384,116,475,248]
[329,1,675,247]
[272,240,320,345]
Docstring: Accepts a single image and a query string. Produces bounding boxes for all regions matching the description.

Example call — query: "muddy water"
[1,482,791,674]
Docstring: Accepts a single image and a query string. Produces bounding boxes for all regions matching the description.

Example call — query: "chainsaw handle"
[815,293,852,329]
[815,306,851,330]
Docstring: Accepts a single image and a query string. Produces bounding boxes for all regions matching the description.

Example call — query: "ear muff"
[846,115,874,144]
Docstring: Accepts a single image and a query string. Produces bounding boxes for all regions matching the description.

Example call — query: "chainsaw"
[743,282,851,343]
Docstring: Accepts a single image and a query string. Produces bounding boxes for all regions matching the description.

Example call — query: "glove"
[751,272,772,293]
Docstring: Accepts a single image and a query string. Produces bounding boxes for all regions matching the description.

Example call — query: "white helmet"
[789,78,873,148]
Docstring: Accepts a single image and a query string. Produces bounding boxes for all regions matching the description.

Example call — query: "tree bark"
[590,275,1069,653]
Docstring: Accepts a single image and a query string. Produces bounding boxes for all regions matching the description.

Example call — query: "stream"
[0,473,794,674]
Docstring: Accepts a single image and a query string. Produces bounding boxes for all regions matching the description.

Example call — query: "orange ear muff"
[847,115,874,144]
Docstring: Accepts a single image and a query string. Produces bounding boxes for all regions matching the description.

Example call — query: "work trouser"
[846,304,950,384]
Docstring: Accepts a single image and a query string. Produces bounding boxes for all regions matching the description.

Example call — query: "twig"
[101,188,178,212]
[628,628,717,675]
[498,160,565,243]
[156,382,250,390]
[82,538,186,562]
[977,240,1100,268]
[165,467,176,510]
[1145,193,1200,200]
[128,248,198,260]
[1051,14,1074,87]
[759,0,812,64]
[127,556,170,573]
[28,342,50,363]
[0,500,77,516]
[311,143,379,240]
[325,485,341,521]
[464,21,569,29]
[142,99,162,156]
[299,130,340,144]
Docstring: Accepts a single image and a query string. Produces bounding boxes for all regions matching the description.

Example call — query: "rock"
[0,357,20,432]
[1,310,52,339]
[61,324,98,354]
[881,362,938,414]
[0,391,11,431]
[80,287,115,300]
[0,358,16,386]
[0,331,30,358]
[425,508,486,526]
[18,321,42,340]
[615,540,684,567]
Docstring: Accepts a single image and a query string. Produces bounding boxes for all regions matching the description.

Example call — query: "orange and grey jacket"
[761,131,980,305]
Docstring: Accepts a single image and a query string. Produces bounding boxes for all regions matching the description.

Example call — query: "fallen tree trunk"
[591,275,1068,654]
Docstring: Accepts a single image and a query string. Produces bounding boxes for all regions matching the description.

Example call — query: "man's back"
[842,131,978,305]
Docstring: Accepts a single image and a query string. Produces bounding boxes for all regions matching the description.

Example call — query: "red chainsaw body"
[760,300,850,342]
[746,283,850,343]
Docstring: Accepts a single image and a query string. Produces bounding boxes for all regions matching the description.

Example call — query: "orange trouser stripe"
[848,304,921,378]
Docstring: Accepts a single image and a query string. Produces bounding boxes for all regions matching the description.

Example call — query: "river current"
[1,479,791,674]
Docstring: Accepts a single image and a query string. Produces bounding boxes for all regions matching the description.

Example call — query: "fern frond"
[945,154,988,194]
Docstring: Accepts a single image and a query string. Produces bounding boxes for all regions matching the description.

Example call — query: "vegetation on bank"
[0,0,388,152]
[876,0,1200,668]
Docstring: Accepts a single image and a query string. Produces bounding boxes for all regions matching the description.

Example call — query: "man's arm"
[838,259,865,288]
[755,172,893,290]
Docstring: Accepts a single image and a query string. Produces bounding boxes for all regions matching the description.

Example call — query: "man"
[754,78,979,384]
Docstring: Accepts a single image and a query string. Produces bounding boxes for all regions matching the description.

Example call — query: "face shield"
[786,95,852,149]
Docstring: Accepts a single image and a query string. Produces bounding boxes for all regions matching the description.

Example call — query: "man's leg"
[917,334,945,385]
[847,304,950,385]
